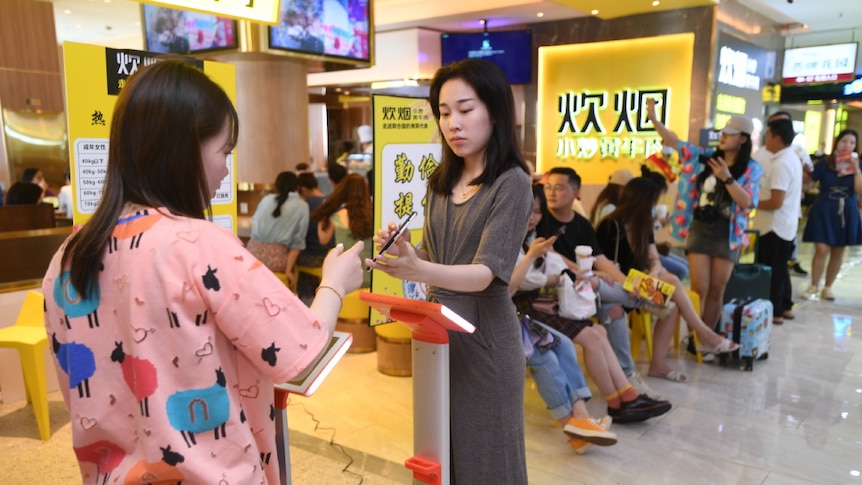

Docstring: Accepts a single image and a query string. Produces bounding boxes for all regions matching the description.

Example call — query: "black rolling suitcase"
[723,230,771,303]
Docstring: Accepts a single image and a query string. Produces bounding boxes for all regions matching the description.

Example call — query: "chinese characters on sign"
[91,111,106,126]
[105,48,203,95]
[718,45,762,91]
[74,139,109,214]
[378,101,438,227]
[555,88,668,161]
[381,105,430,130]
[390,145,440,219]
[712,33,769,132]
[782,43,858,85]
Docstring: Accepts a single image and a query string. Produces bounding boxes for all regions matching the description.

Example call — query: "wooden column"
[0,0,63,112]
[212,52,310,185]
[0,0,64,188]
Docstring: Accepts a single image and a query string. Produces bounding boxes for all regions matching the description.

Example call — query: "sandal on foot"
[698,338,739,354]
[648,370,688,383]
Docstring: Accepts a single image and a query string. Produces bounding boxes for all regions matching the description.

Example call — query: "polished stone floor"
[2,245,861,484]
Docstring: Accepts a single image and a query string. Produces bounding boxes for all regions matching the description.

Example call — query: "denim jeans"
[595,279,651,377]
[660,252,689,281]
[526,321,591,420]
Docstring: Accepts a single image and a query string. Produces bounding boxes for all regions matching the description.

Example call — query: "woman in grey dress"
[366,59,532,483]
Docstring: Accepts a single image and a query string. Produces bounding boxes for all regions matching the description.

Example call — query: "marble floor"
[2,244,861,484]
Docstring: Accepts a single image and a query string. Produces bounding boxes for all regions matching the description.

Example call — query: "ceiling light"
[536,12,544,18]
[75,24,81,29]
[479,19,487,25]
[591,9,599,15]
[63,9,71,14]
[652,1,660,6]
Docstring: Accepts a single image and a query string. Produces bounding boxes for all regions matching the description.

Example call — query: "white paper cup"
[575,245,592,258]
[578,256,594,271]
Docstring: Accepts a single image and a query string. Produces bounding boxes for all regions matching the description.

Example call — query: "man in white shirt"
[751,118,803,324]
[58,171,73,218]
[753,111,813,277]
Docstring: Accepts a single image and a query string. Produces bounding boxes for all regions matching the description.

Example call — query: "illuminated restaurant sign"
[782,43,858,85]
[537,34,694,184]
[712,32,771,132]
[141,0,280,24]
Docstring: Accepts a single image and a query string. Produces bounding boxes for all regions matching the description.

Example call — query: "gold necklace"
[459,184,481,198]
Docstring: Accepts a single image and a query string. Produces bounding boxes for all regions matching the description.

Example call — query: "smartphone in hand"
[368,212,417,268]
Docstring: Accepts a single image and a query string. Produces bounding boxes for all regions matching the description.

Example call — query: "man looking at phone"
[536,167,651,386]
[751,118,803,324]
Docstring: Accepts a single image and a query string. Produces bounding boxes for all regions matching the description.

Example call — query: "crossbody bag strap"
[613,219,621,263]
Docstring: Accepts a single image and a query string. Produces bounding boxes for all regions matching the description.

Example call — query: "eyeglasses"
[543,184,571,193]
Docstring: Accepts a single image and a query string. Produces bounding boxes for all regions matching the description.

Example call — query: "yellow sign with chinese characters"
[370,94,442,325]
[63,42,237,232]
[537,33,693,183]
[137,0,280,24]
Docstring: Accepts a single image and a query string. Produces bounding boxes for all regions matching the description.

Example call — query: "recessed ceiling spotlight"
[591,9,599,15]
[134,21,140,26]
[652,0,660,5]
[536,12,544,18]
[75,24,81,28]
[63,9,71,14]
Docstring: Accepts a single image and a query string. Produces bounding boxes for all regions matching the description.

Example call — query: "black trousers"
[756,231,794,316]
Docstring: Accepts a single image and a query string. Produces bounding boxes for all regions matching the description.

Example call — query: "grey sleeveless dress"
[423,168,532,484]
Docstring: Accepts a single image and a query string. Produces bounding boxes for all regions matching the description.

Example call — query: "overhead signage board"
[537,33,693,184]
[137,0,280,24]
[64,42,237,231]
[782,42,858,85]
[712,32,772,133]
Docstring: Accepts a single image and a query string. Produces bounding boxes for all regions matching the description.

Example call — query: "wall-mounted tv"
[268,0,372,65]
[142,4,238,55]
[441,30,533,84]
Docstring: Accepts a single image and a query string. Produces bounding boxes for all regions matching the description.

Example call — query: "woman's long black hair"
[696,133,752,188]
[427,59,528,195]
[271,171,298,218]
[605,177,662,271]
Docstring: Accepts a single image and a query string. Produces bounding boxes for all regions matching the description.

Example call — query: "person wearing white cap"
[646,98,764,337]
[346,125,373,176]
[590,168,634,226]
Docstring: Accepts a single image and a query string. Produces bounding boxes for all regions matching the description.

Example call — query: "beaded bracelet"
[315,285,344,305]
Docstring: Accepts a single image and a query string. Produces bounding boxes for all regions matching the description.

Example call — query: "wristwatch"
[724,176,735,185]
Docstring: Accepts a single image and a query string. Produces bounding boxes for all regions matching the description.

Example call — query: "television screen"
[268,0,371,64]
[143,5,237,54]
[441,30,533,84]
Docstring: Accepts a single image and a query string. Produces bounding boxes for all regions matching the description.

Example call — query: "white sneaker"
[802,285,819,300]
[628,371,662,399]
[821,287,835,301]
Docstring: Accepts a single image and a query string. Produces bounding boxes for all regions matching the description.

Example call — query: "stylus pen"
[367,212,417,270]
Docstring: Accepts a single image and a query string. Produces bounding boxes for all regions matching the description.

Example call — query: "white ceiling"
[49,0,862,50]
